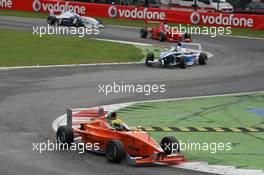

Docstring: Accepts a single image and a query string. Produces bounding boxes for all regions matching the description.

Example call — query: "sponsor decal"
[32,0,86,15]
[108,5,166,20]
[108,5,118,18]
[190,12,200,25]
[190,12,254,28]
[0,0,12,8]
[32,0,41,12]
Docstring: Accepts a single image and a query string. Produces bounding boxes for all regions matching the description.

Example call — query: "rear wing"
[143,20,163,29]
[66,107,105,129]
[66,109,73,129]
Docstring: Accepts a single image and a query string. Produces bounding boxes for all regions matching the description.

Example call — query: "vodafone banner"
[1,0,264,30]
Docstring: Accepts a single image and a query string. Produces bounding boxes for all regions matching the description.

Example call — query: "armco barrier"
[1,0,264,30]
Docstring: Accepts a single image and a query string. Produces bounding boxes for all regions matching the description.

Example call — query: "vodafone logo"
[32,0,41,12]
[190,12,254,28]
[32,0,86,15]
[190,12,200,25]
[108,6,118,18]
[108,6,166,21]
[0,0,13,8]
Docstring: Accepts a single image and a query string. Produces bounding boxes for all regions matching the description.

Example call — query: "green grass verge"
[118,92,264,170]
[0,29,144,66]
[0,10,264,38]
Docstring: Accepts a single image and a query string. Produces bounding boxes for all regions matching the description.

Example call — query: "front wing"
[126,153,186,165]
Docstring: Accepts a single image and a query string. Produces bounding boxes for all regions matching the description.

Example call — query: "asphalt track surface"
[0,15,264,175]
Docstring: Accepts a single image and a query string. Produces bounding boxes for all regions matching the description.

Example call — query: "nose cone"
[143,138,164,154]
[140,132,164,152]
[127,131,164,155]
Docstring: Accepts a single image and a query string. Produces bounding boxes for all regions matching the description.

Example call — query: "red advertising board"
[1,0,264,30]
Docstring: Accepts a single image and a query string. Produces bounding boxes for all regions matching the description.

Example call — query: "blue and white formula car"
[47,10,105,28]
[145,43,208,69]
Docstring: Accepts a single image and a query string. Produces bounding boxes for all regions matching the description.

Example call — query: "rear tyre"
[106,140,125,163]
[47,16,56,25]
[140,29,148,38]
[199,52,208,65]
[145,52,154,66]
[56,126,74,145]
[159,32,166,42]
[160,136,180,155]
[179,56,186,69]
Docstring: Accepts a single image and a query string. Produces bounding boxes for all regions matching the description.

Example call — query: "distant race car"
[47,10,105,28]
[145,43,208,68]
[56,108,185,165]
[140,21,192,42]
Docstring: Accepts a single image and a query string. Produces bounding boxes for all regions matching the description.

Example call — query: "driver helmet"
[111,119,125,130]
[111,119,123,126]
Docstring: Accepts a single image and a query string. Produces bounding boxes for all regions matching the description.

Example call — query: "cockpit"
[106,111,131,131]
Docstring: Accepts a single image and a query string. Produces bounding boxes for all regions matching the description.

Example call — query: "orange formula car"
[56,108,185,165]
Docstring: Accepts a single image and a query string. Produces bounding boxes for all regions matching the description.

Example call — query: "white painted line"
[173,162,264,175]
[95,38,152,46]
[0,62,142,70]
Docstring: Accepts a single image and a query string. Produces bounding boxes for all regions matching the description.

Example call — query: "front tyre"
[56,126,74,145]
[179,56,187,69]
[160,136,180,155]
[106,140,126,163]
[145,52,154,66]
[199,52,208,65]
[47,16,57,25]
